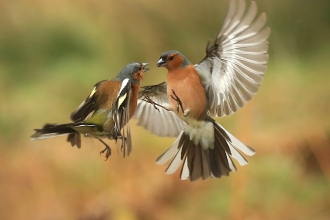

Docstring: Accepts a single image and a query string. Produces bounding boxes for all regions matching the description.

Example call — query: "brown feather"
[167,65,207,121]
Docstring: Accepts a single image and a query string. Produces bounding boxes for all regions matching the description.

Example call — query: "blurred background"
[1,0,330,219]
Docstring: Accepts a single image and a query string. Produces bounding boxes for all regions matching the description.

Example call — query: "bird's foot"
[98,139,111,161]
[170,89,185,115]
[183,109,190,117]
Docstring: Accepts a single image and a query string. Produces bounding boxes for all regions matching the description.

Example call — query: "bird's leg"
[98,138,111,160]
[142,93,171,112]
[170,89,189,116]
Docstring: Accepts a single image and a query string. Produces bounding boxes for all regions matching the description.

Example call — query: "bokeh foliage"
[1,0,330,219]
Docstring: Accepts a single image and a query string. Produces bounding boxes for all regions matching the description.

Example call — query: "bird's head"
[116,62,149,84]
[157,50,191,70]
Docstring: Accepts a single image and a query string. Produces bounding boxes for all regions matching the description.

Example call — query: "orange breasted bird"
[134,0,270,181]
[31,62,149,159]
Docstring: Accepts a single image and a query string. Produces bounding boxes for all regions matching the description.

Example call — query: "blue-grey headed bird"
[134,0,270,181]
[31,62,149,159]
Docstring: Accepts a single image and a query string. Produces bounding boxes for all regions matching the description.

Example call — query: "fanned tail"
[156,118,255,181]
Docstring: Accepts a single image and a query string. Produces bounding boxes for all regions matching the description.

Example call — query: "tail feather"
[211,135,232,177]
[226,153,237,172]
[214,133,231,170]
[226,131,256,156]
[200,146,212,180]
[209,148,222,177]
[228,144,248,166]
[31,123,81,148]
[180,157,190,180]
[214,124,232,154]
[187,143,200,181]
[164,145,184,175]
[31,123,76,139]
[156,119,255,181]
[156,131,184,165]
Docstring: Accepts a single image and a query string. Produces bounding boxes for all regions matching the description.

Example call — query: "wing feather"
[113,78,133,157]
[70,80,106,122]
[133,82,185,137]
[195,0,270,117]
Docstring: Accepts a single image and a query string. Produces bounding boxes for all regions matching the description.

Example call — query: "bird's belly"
[74,124,113,139]
[167,78,207,122]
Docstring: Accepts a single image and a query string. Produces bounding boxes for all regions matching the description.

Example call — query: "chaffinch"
[134,0,270,181]
[31,62,149,159]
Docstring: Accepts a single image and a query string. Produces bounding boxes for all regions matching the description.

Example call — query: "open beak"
[157,58,167,67]
[142,63,149,72]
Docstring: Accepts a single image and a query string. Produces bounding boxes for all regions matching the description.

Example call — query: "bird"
[31,62,149,160]
[134,0,270,181]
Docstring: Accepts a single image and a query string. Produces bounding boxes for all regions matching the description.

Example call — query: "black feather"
[112,79,132,157]
[67,133,81,149]
[70,80,106,122]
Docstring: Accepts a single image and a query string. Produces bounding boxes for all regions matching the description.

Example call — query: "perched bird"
[31,62,149,159]
[134,0,270,181]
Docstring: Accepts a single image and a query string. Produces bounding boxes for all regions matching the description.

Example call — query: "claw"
[170,89,184,114]
[98,139,111,160]
[183,109,190,117]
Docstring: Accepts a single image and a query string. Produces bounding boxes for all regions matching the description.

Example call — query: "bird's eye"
[168,55,174,61]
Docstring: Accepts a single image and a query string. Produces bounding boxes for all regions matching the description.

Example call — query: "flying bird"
[134,0,270,181]
[31,62,149,159]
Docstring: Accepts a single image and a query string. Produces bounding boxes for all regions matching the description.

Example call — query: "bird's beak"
[142,63,149,72]
[157,58,167,67]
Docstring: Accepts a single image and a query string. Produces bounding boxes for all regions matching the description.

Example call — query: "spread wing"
[70,80,106,122]
[195,0,270,117]
[133,82,185,137]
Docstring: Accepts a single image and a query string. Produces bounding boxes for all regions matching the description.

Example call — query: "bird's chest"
[167,67,207,121]
[129,84,140,118]
[93,82,139,132]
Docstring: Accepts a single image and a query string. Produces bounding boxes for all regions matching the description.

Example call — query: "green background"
[1,0,330,219]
